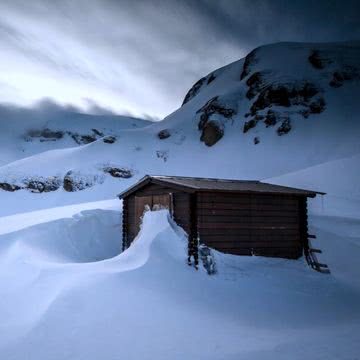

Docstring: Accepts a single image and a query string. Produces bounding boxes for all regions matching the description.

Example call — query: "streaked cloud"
[0,0,358,119]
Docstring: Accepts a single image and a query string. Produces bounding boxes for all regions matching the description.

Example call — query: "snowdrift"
[0,208,359,359]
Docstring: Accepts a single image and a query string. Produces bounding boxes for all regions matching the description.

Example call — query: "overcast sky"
[0,0,359,119]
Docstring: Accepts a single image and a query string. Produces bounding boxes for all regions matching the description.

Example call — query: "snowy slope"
[0,41,359,216]
[0,102,151,166]
[267,152,360,219]
[0,208,359,360]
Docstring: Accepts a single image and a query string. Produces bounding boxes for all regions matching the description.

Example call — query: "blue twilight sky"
[0,0,359,119]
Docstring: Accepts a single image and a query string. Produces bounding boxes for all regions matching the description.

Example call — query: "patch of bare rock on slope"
[180,42,359,146]
[0,166,134,193]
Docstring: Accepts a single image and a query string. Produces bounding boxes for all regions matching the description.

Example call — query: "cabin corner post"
[188,192,199,269]
[122,198,128,251]
[299,197,309,260]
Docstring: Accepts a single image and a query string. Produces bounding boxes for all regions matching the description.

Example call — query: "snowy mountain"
[0,41,360,359]
[0,41,359,218]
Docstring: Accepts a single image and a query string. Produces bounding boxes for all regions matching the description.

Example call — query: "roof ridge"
[149,175,260,183]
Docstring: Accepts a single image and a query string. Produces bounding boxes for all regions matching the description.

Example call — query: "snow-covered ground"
[0,41,359,359]
[0,208,359,360]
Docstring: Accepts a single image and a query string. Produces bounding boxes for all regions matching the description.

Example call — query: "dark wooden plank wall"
[125,194,136,245]
[124,182,192,247]
[197,192,303,259]
[173,192,191,234]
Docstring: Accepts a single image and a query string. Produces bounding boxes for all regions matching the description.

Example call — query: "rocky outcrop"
[63,171,102,192]
[264,110,279,127]
[0,176,61,193]
[24,128,64,142]
[0,183,21,192]
[250,82,321,115]
[308,50,332,69]
[103,167,133,178]
[25,177,61,193]
[25,127,107,145]
[277,119,292,136]
[240,49,258,80]
[246,71,266,100]
[182,72,217,105]
[329,66,359,87]
[70,133,96,145]
[103,136,116,144]
[196,96,235,146]
[243,119,257,133]
[157,129,171,139]
[200,120,224,146]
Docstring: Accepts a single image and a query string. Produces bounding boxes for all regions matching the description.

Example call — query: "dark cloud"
[0,0,358,119]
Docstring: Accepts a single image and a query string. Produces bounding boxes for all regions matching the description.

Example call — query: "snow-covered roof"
[118,175,325,198]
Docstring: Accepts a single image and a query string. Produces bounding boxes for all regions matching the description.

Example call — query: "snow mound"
[0,208,359,359]
[0,209,122,264]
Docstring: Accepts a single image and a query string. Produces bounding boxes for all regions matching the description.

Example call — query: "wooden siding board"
[173,192,191,234]
[197,191,302,259]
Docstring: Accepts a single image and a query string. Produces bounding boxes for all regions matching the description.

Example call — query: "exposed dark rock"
[243,119,257,133]
[63,171,99,192]
[240,49,257,80]
[182,72,218,106]
[0,182,21,192]
[246,71,265,99]
[182,77,206,105]
[264,110,279,127]
[103,167,133,178]
[329,66,359,87]
[277,119,292,136]
[254,136,260,145]
[63,171,75,192]
[196,96,235,118]
[157,129,171,140]
[200,120,224,146]
[0,176,61,193]
[196,97,234,145]
[103,136,116,144]
[197,96,235,135]
[199,244,217,275]
[308,50,332,69]
[250,82,320,115]
[26,128,64,142]
[92,128,104,137]
[207,73,216,84]
[24,177,61,193]
[309,98,326,114]
[70,133,97,145]
[251,85,290,114]
[41,128,64,139]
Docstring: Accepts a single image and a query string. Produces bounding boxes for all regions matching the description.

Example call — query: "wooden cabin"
[118,175,324,266]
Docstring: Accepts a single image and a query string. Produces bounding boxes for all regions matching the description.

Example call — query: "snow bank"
[267,153,360,219]
[0,198,120,234]
[0,209,359,360]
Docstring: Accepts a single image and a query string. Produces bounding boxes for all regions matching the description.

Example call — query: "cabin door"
[134,194,172,234]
